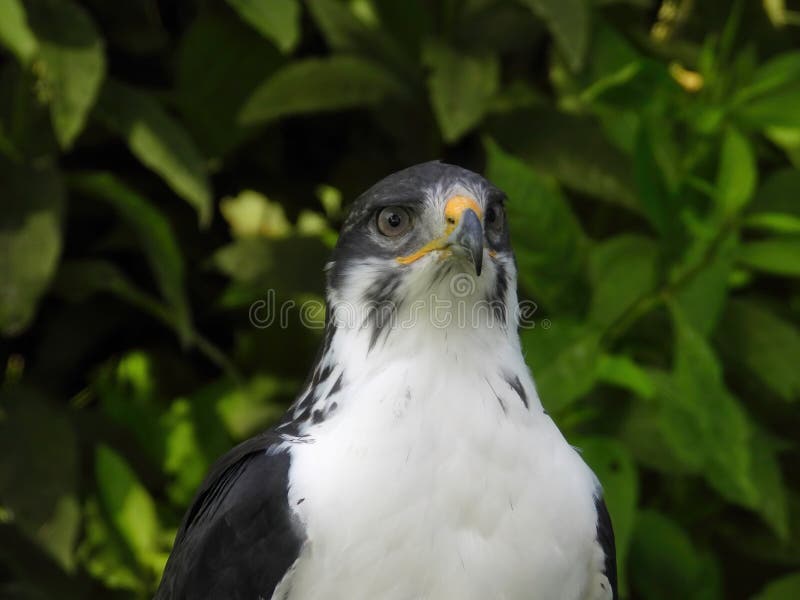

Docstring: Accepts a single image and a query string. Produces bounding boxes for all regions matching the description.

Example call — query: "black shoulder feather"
[155,432,303,600]
[594,496,618,599]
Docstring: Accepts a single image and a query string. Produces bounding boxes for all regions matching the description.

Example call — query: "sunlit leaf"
[225,0,300,53]
[519,0,589,71]
[240,56,404,125]
[25,0,105,148]
[94,445,160,567]
[0,158,64,336]
[96,81,213,227]
[0,0,37,64]
[738,237,800,278]
[716,127,756,216]
[595,354,656,399]
[424,42,499,142]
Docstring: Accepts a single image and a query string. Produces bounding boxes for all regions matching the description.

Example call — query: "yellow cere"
[396,195,483,265]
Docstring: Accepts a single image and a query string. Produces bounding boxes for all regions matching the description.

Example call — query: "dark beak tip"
[457,209,484,277]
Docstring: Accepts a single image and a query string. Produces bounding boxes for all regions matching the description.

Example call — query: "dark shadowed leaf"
[68,173,192,343]
[754,572,800,600]
[0,387,79,571]
[0,158,64,336]
[485,138,588,312]
[521,321,601,413]
[674,234,736,336]
[175,10,283,156]
[716,299,800,402]
[25,0,105,148]
[657,305,756,507]
[595,354,655,399]
[519,0,589,71]
[225,0,300,53]
[629,510,722,600]
[424,42,499,142]
[588,234,659,327]
[306,0,416,80]
[487,108,638,209]
[748,428,790,540]
[240,56,404,125]
[96,81,212,226]
[0,0,37,64]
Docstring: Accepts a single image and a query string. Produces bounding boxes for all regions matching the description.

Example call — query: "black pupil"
[387,212,402,228]
[487,206,497,223]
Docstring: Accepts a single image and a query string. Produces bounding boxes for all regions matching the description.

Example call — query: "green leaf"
[716,127,756,216]
[595,353,656,399]
[738,86,800,129]
[69,172,193,343]
[240,56,404,125]
[94,445,160,568]
[0,157,65,336]
[519,0,589,71]
[633,121,681,238]
[521,321,600,413]
[753,572,800,600]
[225,0,300,53]
[738,237,800,278]
[25,0,105,148]
[744,213,800,235]
[575,437,637,593]
[629,510,722,600]
[751,168,800,217]
[424,42,499,142]
[0,387,79,571]
[748,429,790,540]
[588,234,658,327]
[658,305,756,506]
[175,9,283,156]
[0,0,37,64]
[96,80,213,227]
[306,0,415,80]
[735,52,800,103]
[487,108,638,209]
[716,299,800,402]
[674,234,736,336]
[484,138,588,312]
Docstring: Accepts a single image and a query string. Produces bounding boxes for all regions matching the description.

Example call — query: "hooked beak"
[396,195,485,276]
[448,208,483,275]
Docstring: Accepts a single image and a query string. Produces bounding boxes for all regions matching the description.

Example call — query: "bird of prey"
[155,162,617,600]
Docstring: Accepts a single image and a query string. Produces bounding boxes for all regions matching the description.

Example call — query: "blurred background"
[1,0,799,598]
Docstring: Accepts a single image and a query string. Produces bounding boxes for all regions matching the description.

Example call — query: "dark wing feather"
[155,432,304,600]
[594,496,618,599]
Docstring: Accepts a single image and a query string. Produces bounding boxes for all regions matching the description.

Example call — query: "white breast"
[279,326,603,600]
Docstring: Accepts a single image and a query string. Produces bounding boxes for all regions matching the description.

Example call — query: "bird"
[155,162,617,600]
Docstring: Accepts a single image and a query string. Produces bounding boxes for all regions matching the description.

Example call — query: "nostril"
[447,217,456,225]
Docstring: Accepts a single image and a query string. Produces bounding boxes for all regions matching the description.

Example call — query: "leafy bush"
[1,0,799,598]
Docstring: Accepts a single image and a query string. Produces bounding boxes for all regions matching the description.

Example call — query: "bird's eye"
[485,203,504,231]
[377,207,412,237]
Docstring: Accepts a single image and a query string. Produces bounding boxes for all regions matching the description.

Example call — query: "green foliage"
[0,1,799,598]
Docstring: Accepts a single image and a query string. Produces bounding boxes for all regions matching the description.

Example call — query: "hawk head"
[325,162,517,340]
